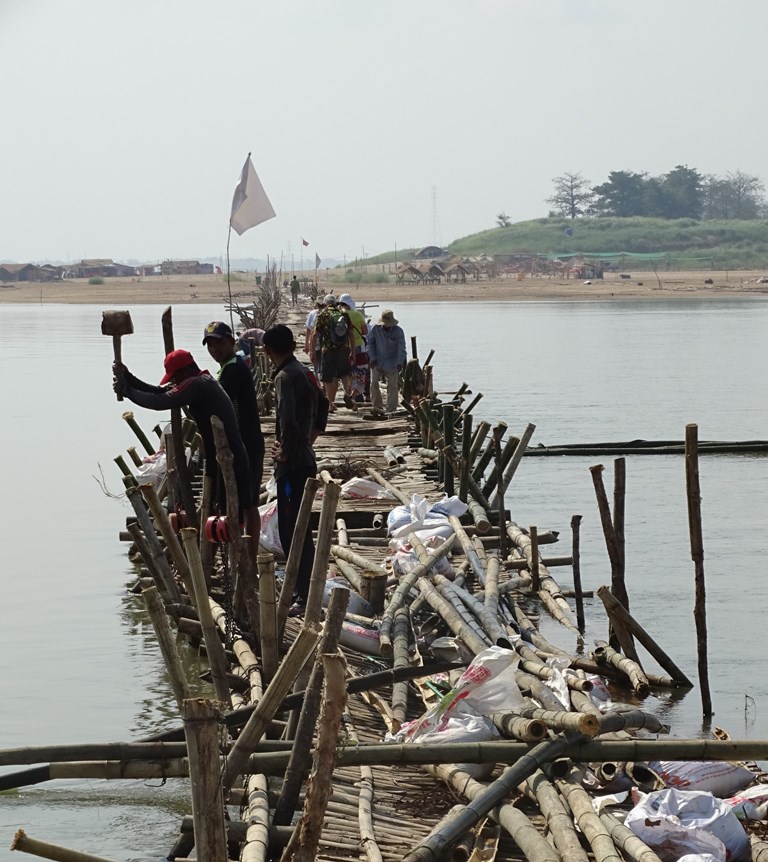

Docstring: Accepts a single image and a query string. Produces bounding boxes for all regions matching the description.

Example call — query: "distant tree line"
[545,167,767,221]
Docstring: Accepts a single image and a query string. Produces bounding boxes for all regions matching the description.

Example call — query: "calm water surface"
[1,298,767,859]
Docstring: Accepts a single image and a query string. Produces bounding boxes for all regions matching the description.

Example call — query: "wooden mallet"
[102,309,134,401]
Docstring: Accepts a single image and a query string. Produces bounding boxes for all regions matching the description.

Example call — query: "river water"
[1,298,766,860]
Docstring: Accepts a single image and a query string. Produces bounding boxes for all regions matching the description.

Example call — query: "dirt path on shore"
[3,270,768,305]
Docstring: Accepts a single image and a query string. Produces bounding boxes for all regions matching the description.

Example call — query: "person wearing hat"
[310,294,356,411]
[113,348,252,531]
[338,293,368,401]
[367,309,406,415]
[203,321,265,563]
[262,324,329,612]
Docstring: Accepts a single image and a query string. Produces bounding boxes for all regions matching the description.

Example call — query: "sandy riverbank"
[2,270,768,305]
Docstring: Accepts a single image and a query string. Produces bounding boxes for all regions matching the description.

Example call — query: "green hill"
[449,217,768,267]
[367,217,768,269]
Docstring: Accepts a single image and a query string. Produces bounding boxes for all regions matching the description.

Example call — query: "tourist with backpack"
[310,293,356,411]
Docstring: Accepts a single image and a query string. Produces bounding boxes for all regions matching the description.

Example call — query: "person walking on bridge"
[367,308,406,416]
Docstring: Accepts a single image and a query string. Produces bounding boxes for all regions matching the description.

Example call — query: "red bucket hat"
[160,349,195,385]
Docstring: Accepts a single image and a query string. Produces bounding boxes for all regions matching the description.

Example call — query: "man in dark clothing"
[289,275,300,306]
[262,324,329,610]
[203,321,265,563]
[113,348,252,516]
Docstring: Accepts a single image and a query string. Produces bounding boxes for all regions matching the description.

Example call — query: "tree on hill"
[702,170,766,219]
[592,171,649,217]
[658,164,704,219]
[496,212,511,227]
[547,172,594,219]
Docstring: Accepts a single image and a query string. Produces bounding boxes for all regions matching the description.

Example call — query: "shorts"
[320,347,352,383]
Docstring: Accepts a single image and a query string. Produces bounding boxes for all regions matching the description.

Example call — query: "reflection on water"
[1,299,768,859]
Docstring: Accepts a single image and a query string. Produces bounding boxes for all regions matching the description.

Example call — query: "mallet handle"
[113,335,124,401]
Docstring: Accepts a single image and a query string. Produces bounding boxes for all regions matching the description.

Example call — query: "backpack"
[328,310,350,347]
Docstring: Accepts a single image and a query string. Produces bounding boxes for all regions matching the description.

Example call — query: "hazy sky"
[2,1,766,263]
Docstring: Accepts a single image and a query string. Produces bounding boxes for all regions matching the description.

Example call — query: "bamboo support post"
[336,517,349,547]
[482,432,517,500]
[471,420,503,482]
[459,413,472,502]
[378,534,456,654]
[199,473,214,584]
[182,698,228,862]
[113,454,137,486]
[493,422,536,505]
[280,654,347,862]
[140,482,194,598]
[492,425,508,556]
[258,553,278,681]
[304,479,341,626]
[11,830,119,862]
[121,411,156,456]
[529,525,540,591]
[126,446,142,468]
[501,705,599,736]
[273,588,349,826]
[596,585,692,685]
[556,766,622,862]
[468,420,491,466]
[125,486,180,602]
[594,639,650,695]
[221,624,321,790]
[180,528,231,706]
[126,521,178,603]
[571,514,585,633]
[360,569,387,614]
[277,476,320,635]
[442,403,455,495]
[685,422,712,717]
[142,586,191,710]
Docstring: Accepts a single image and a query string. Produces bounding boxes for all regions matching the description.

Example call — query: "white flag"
[315,252,321,268]
[229,154,276,236]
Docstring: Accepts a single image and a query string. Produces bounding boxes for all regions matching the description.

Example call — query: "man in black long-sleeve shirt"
[113,348,252,515]
[203,321,265,562]
[262,324,329,609]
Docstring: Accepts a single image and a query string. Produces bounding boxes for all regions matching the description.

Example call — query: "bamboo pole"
[391,606,411,730]
[482,432,517,501]
[556,766,622,862]
[466,496,491,533]
[448,516,486,583]
[685,422,712,717]
[142,586,191,709]
[378,534,456,654]
[182,698,228,862]
[280,653,347,862]
[492,422,536,505]
[529,525,540,591]
[365,467,410,506]
[594,639,649,696]
[459,413,472,502]
[418,579,487,656]
[180,528,231,706]
[121,410,156,455]
[304,479,341,626]
[277,476,320,635]
[127,445,144,468]
[403,735,572,862]
[442,403,455,496]
[598,811,664,862]
[140,482,194,598]
[0,742,189,767]
[125,486,180,602]
[126,521,178,603]
[258,553,278,681]
[273,588,349,827]
[241,774,270,862]
[596,585,692,685]
[199,473,214,585]
[221,624,321,790]
[571,513,585,633]
[10,830,119,862]
[751,835,768,862]
[524,769,589,862]
[435,575,511,647]
[483,554,500,618]
[496,706,599,737]
[161,306,198,525]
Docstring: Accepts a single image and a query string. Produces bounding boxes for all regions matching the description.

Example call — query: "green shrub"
[88,276,104,285]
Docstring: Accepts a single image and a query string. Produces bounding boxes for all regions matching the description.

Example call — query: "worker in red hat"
[113,349,253,540]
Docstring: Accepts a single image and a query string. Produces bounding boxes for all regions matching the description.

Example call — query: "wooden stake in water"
[685,423,713,718]
[570,514,585,634]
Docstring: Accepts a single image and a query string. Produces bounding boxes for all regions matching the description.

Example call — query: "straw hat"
[378,309,398,325]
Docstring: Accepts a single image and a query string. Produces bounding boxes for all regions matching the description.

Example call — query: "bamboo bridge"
[6,295,768,862]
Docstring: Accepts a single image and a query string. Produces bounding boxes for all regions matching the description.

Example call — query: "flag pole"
[300,239,304,277]
[226,223,235,332]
